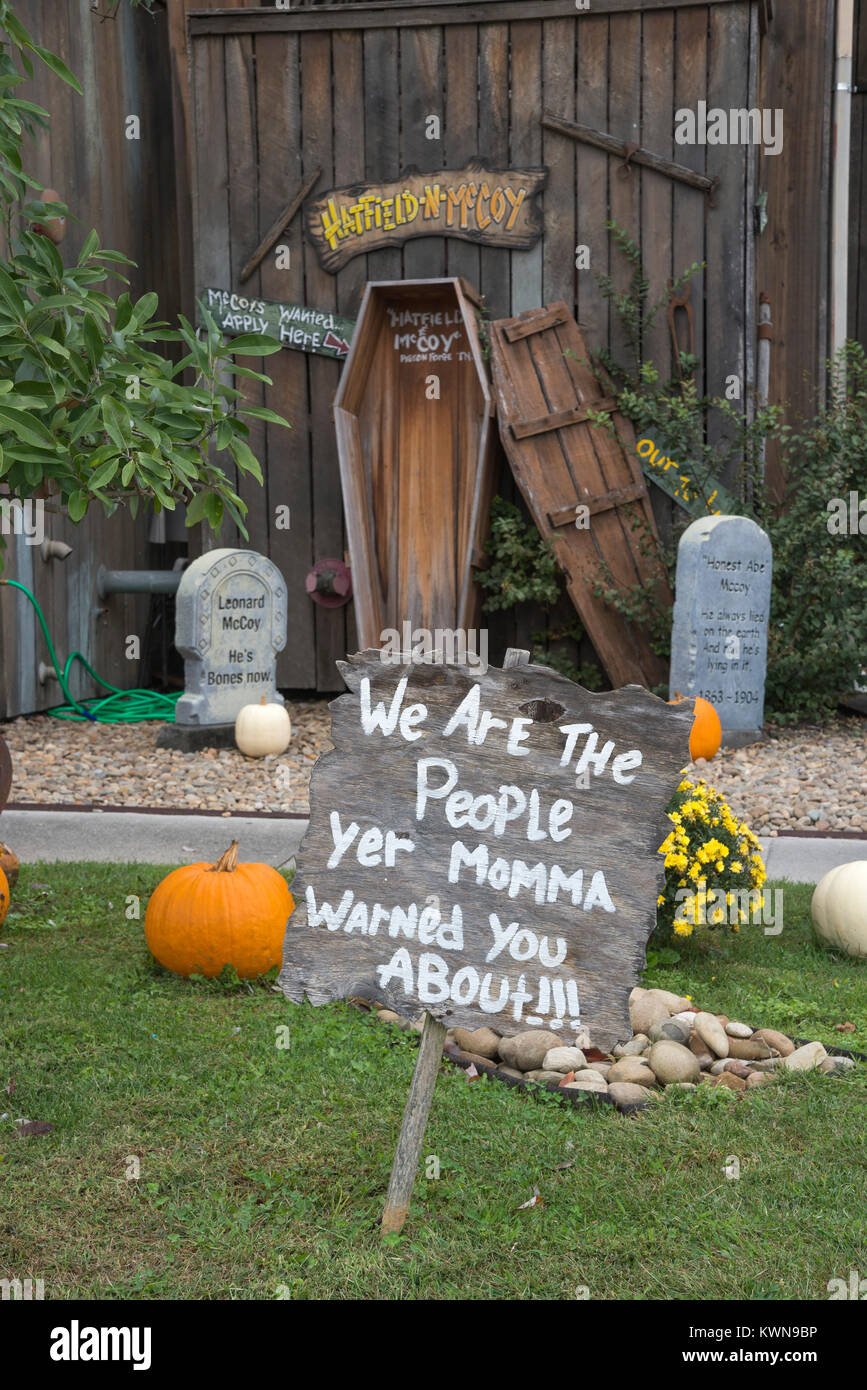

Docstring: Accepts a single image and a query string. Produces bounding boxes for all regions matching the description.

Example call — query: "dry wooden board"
[489,303,672,690]
[334,277,498,651]
[278,650,694,1052]
[190,2,759,36]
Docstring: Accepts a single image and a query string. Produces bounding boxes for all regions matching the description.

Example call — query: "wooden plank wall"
[0,0,180,718]
[757,0,836,500]
[186,0,762,685]
[850,0,867,353]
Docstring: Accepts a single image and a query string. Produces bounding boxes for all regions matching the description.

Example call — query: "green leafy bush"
[478,498,603,687]
[593,222,780,518]
[0,0,286,540]
[476,496,560,611]
[764,342,867,722]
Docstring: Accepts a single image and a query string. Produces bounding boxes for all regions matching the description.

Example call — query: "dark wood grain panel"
[705,1,750,480]
[510,19,543,315]
[671,4,708,404]
[640,8,675,377]
[399,25,446,282]
[540,17,575,312]
[477,22,511,320]
[255,31,316,688]
[443,22,481,289]
[192,1,753,35]
[574,15,610,351]
[300,30,347,691]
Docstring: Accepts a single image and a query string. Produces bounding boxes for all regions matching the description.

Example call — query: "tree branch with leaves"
[0,0,287,542]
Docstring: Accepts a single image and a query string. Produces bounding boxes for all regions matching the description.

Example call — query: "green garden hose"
[0,578,179,723]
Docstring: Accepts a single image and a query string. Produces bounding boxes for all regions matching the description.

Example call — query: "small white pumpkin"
[234,696,291,758]
[811,860,867,959]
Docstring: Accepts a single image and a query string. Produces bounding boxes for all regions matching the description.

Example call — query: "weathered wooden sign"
[201,287,355,359]
[279,651,693,1053]
[637,436,737,519]
[305,160,547,274]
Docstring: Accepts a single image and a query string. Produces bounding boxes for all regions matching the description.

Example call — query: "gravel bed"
[0,700,333,815]
[1,709,865,833]
[689,717,867,836]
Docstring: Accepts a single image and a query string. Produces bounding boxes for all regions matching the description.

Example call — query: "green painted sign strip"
[636,436,738,518]
[199,287,356,360]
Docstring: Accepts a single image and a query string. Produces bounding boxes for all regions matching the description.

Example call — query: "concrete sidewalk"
[759,835,867,884]
[1,808,306,867]
[3,807,866,883]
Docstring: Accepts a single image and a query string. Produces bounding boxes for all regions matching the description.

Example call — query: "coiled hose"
[0,577,179,723]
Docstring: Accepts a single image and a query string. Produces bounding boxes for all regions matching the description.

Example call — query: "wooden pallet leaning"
[488,302,672,689]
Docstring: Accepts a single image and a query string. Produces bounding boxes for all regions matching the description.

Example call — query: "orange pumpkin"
[144,840,294,979]
[0,864,8,927]
[689,697,722,760]
[670,693,722,761]
[0,842,19,892]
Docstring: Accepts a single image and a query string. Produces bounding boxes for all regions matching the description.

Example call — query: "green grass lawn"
[1,864,865,1301]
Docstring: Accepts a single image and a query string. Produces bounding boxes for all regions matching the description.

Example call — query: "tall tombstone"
[164,549,287,747]
[669,516,772,746]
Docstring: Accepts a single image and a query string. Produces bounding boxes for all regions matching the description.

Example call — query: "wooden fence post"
[381,1012,448,1236]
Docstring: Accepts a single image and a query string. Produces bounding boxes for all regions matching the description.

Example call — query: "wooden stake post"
[381,1012,448,1235]
[382,649,526,1234]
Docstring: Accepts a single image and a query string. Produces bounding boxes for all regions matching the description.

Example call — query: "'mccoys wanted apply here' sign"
[279,652,693,1051]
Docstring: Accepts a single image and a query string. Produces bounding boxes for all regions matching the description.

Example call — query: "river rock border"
[357,987,862,1114]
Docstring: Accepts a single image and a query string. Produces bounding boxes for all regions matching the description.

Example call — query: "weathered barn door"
[185,0,763,690]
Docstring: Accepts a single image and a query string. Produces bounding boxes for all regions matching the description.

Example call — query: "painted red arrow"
[323,331,350,357]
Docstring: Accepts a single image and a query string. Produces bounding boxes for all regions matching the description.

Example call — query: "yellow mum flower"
[731,860,743,874]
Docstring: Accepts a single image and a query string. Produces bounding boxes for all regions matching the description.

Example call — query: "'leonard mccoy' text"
[278,653,694,1051]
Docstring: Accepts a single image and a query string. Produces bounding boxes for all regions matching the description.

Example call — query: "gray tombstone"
[669,515,772,745]
[169,549,287,742]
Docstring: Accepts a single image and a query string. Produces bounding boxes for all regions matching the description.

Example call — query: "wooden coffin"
[489,303,672,689]
[333,278,497,650]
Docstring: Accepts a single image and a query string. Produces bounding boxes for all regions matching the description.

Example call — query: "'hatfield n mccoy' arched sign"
[305,159,547,274]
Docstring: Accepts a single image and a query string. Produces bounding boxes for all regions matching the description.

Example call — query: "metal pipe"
[97,566,182,599]
[831,0,856,356]
[757,291,773,485]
